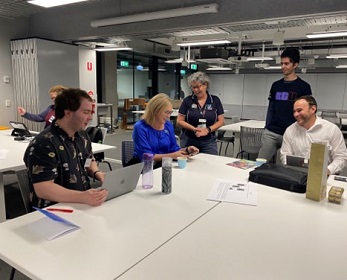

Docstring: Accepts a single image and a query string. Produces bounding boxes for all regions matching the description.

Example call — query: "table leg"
[0,173,6,222]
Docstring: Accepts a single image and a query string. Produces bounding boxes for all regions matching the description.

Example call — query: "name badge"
[84,158,92,168]
[192,104,197,109]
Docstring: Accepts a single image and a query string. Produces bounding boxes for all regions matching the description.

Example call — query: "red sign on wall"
[87,62,93,71]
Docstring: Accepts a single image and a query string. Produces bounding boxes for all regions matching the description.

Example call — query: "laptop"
[9,121,38,137]
[286,155,309,173]
[102,162,144,201]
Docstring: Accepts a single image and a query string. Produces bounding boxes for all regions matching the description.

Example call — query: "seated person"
[130,93,199,167]
[24,88,108,208]
[280,95,347,175]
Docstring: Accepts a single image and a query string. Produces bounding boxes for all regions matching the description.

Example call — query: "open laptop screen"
[286,155,309,173]
[9,121,38,137]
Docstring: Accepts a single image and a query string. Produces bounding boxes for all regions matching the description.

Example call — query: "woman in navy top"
[177,72,225,155]
[132,93,199,167]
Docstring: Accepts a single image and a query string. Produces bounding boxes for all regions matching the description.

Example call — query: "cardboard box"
[306,142,328,201]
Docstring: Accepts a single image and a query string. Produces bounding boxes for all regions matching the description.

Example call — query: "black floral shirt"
[24,120,93,208]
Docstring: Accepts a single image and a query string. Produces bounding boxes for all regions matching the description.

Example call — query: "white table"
[0,154,249,280]
[1,153,346,280]
[119,181,347,280]
[0,130,116,222]
[219,120,266,157]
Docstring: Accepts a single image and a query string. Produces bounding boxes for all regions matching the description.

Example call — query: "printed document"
[207,179,258,206]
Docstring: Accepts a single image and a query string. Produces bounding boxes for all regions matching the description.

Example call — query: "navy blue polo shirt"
[179,92,224,140]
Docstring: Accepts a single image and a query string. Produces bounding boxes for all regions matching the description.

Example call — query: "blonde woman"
[129,93,199,167]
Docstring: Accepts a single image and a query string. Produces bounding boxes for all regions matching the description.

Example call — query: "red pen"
[46,208,73,213]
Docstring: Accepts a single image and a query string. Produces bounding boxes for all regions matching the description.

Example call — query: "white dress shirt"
[281,117,347,174]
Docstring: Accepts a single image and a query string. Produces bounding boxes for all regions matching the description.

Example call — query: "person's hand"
[194,127,209,137]
[187,146,199,155]
[81,188,108,206]
[17,106,26,116]
[173,149,190,159]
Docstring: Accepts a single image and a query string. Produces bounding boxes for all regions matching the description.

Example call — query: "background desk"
[219,120,266,157]
[0,130,116,222]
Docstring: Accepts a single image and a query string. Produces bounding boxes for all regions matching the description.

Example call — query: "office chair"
[217,130,234,156]
[86,126,112,170]
[9,169,33,280]
[121,140,135,167]
[237,126,264,160]
[217,116,239,156]
[321,111,342,129]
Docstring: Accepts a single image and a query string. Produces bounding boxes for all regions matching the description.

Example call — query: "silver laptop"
[286,155,309,173]
[102,162,144,201]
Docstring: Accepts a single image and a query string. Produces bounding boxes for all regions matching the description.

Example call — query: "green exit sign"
[180,69,186,75]
[120,60,129,67]
[190,64,198,70]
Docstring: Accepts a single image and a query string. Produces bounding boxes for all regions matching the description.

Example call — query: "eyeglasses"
[190,84,204,90]
[164,110,174,116]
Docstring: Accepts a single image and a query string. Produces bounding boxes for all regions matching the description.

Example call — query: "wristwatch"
[207,127,212,134]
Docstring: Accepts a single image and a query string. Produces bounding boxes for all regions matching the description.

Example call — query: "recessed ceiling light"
[28,0,89,8]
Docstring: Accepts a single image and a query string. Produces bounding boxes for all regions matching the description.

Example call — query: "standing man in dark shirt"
[24,88,108,208]
[258,48,312,162]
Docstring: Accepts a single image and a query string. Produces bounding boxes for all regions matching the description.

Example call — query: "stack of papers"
[28,207,80,240]
[207,179,258,206]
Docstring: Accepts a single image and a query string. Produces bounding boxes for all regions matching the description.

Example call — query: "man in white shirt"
[280,95,347,175]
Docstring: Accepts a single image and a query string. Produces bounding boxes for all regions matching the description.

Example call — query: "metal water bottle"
[142,153,154,189]
[161,157,172,194]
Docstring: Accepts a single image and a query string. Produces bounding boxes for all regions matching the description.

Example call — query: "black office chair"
[121,140,135,167]
[237,126,264,160]
[86,126,112,171]
[217,130,234,156]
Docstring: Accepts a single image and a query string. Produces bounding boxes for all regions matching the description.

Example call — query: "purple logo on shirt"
[275,91,298,101]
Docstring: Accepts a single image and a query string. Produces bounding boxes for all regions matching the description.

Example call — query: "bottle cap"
[143,153,154,160]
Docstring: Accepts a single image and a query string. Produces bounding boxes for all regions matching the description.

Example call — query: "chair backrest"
[86,126,104,143]
[122,140,135,167]
[240,126,264,155]
[321,110,338,118]
[15,169,32,214]
[217,130,226,139]
[321,112,342,129]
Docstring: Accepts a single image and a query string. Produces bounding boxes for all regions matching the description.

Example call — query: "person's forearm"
[34,181,84,203]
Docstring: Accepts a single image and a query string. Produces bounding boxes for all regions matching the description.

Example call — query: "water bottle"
[142,153,154,189]
[162,157,172,194]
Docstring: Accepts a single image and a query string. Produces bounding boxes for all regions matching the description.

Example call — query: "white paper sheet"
[0,149,8,160]
[207,179,258,206]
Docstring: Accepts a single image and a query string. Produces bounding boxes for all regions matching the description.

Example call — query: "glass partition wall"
[97,50,198,126]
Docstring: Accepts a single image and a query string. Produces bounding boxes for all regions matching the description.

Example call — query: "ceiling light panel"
[91,3,219,27]
[28,0,89,8]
